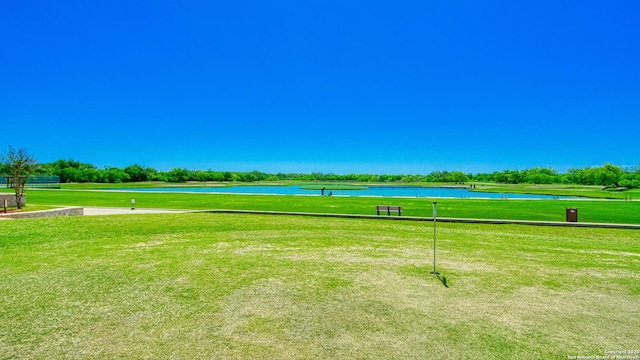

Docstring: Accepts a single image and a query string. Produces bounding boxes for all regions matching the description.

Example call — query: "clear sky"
[2,1,638,174]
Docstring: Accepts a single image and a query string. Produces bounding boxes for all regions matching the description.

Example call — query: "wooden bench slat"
[376,205,402,216]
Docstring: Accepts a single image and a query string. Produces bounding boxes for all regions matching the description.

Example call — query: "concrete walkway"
[1,207,188,219]
[82,207,189,216]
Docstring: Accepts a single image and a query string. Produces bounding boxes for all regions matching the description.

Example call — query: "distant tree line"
[4,159,638,188]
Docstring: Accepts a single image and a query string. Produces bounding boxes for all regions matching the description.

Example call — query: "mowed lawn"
[24,189,640,224]
[1,213,639,359]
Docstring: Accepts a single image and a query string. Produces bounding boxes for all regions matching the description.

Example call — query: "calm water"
[114,185,572,199]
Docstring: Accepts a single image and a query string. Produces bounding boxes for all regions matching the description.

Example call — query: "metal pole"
[431,201,439,275]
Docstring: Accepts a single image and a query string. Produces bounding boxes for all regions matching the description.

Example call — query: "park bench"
[376,205,402,216]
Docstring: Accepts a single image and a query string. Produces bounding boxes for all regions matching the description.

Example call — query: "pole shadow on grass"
[434,274,449,288]
[400,265,449,288]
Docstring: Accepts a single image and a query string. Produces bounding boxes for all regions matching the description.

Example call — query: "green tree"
[60,167,80,182]
[1,146,38,209]
[167,168,191,182]
[452,171,469,183]
[492,171,508,183]
[104,168,131,183]
[124,164,145,182]
[595,163,622,187]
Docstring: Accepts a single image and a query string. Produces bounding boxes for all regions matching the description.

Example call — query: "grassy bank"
[300,184,368,191]
[471,183,640,200]
[26,189,640,224]
[1,213,638,358]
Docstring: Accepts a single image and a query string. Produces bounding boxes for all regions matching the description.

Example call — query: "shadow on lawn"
[400,265,449,288]
[435,274,449,288]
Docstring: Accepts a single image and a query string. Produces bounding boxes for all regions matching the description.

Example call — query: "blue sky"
[2,1,638,174]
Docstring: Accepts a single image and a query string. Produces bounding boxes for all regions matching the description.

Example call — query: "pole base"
[430,271,440,275]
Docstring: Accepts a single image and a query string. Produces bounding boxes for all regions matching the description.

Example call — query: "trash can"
[566,208,578,222]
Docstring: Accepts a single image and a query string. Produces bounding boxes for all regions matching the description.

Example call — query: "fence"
[1,175,61,189]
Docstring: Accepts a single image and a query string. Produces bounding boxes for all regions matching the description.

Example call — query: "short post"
[430,201,439,275]
[3,198,7,213]
[131,198,136,210]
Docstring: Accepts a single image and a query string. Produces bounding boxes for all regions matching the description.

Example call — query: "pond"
[112,185,573,199]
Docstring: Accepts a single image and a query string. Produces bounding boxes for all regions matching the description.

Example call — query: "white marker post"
[430,201,439,275]
[131,198,136,210]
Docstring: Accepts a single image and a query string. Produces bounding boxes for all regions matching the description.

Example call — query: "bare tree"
[1,146,38,209]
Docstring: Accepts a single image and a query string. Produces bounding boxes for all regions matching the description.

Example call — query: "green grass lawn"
[1,213,638,358]
[25,188,640,224]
